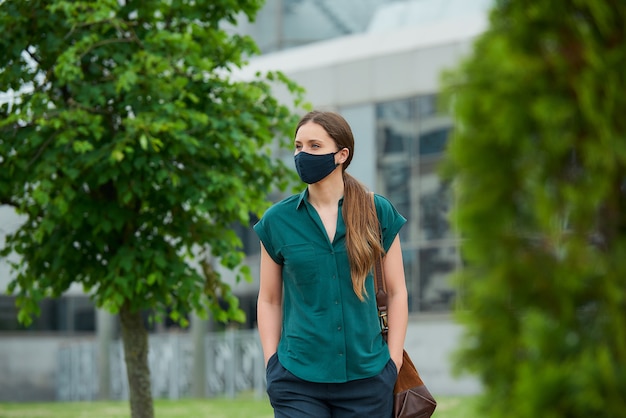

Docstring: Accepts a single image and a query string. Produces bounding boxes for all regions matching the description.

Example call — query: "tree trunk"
[119,302,154,418]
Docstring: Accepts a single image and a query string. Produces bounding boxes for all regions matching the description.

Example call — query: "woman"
[254,110,408,417]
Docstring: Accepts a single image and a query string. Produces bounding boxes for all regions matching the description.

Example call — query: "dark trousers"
[265,353,396,418]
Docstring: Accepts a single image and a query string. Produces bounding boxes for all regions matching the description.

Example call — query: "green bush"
[442,1,626,417]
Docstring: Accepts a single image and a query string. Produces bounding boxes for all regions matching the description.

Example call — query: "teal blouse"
[254,189,406,383]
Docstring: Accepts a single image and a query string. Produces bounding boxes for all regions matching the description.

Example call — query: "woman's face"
[294,122,338,155]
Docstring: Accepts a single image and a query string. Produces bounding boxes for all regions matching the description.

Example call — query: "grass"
[0,398,274,418]
[0,395,479,418]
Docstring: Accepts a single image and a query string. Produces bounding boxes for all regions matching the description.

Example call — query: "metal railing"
[57,329,265,401]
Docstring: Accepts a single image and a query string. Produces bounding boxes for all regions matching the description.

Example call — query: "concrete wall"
[0,206,23,292]
[405,315,481,396]
[236,13,487,107]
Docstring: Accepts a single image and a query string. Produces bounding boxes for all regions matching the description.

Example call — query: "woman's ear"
[337,147,350,165]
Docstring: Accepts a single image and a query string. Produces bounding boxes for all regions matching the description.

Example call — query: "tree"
[441,1,626,417]
[0,1,305,417]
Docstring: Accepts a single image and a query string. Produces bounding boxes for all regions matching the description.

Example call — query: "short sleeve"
[373,194,407,252]
[253,215,283,265]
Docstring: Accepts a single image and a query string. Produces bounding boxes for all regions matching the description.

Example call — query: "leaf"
[146,272,159,285]
[72,140,94,154]
[139,134,148,151]
[111,149,125,162]
[17,309,32,327]
[32,189,49,206]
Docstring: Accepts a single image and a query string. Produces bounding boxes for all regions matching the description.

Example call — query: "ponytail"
[342,172,385,301]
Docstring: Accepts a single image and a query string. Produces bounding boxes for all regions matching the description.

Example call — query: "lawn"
[0,395,478,418]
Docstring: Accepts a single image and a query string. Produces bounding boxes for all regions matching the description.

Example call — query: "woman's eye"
[295,144,302,150]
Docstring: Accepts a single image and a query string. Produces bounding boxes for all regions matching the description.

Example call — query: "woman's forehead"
[295,122,332,141]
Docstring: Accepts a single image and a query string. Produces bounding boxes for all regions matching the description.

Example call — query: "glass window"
[0,295,96,333]
[418,245,457,311]
[419,128,451,156]
[419,167,453,242]
[376,94,458,313]
[376,98,417,244]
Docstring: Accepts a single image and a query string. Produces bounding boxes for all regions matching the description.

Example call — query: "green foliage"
[441,1,626,417]
[0,0,306,326]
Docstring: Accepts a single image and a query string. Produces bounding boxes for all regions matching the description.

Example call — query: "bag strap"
[370,192,389,340]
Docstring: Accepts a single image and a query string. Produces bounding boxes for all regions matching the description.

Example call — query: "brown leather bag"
[392,349,437,417]
[372,194,437,418]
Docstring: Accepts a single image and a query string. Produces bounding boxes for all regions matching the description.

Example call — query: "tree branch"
[27,134,56,168]
[25,47,41,66]
[79,37,141,60]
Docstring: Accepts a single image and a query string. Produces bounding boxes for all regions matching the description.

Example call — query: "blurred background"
[0,0,491,402]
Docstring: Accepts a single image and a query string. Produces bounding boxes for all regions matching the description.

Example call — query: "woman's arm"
[383,235,409,372]
[257,242,283,366]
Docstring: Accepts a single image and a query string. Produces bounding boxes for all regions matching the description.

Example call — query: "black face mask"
[294,151,339,184]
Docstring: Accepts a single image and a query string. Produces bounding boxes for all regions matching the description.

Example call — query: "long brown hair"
[296,111,385,300]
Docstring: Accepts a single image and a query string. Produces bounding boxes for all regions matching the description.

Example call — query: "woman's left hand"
[392,354,403,375]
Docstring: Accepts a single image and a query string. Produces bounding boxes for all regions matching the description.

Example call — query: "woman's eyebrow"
[295,138,324,143]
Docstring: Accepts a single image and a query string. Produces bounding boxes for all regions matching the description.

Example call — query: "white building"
[0,0,490,400]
